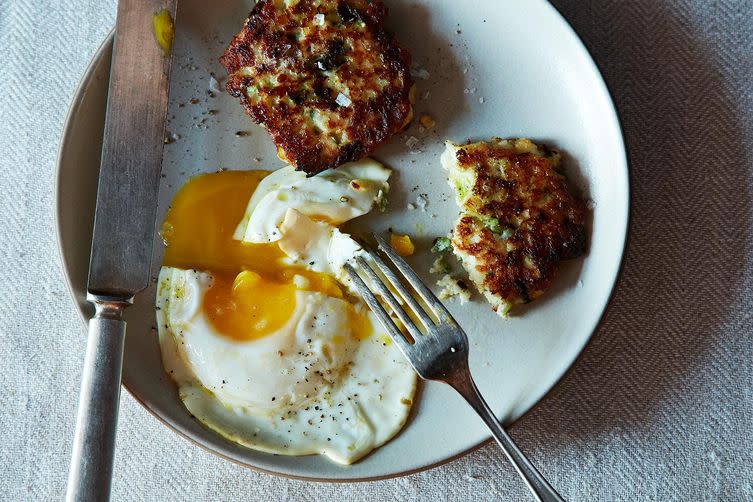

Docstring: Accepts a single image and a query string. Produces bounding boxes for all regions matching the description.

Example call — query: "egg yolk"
[161,170,352,341]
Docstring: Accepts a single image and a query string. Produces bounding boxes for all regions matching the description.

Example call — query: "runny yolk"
[202,271,295,340]
[160,170,350,342]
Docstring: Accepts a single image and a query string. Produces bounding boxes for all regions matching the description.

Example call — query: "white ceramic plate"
[56,0,628,481]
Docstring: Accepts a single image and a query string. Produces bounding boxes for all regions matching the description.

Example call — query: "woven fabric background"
[1,0,752,500]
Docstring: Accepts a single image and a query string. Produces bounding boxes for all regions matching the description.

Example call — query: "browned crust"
[452,143,587,306]
[220,0,413,174]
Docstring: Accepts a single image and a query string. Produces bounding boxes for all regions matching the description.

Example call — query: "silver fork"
[344,234,565,502]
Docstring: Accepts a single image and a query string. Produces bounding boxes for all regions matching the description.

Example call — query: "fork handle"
[451,376,565,502]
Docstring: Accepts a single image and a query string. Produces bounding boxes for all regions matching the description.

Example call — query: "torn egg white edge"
[277,208,365,288]
[274,209,402,303]
[232,166,306,241]
[234,159,391,244]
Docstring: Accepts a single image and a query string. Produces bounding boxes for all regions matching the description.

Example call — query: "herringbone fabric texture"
[1,0,752,500]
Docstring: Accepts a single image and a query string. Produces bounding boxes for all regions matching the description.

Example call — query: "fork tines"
[346,238,562,501]
[344,234,457,354]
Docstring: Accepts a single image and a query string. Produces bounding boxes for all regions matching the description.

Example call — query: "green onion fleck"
[431,237,452,253]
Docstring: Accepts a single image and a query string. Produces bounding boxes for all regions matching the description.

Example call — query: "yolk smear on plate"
[390,233,415,257]
[161,170,348,341]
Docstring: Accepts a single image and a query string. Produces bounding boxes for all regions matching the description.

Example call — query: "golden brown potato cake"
[221,0,414,175]
[441,138,587,315]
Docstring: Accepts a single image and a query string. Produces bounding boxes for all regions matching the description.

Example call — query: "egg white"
[275,208,364,288]
[157,267,416,464]
[233,158,390,244]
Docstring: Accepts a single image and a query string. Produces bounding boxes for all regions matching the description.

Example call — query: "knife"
[66,1,176,500]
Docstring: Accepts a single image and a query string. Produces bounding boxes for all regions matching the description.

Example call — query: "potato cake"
[442,138,587,315]
[221,0,414,175]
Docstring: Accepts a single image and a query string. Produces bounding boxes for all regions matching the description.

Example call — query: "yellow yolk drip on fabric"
[160,170,352,341]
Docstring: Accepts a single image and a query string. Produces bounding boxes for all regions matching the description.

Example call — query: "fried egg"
[156,161,416,464]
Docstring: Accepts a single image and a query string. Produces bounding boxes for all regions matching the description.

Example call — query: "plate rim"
[55,0,630,482]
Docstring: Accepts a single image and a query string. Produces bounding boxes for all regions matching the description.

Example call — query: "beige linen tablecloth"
[1,0,752,500]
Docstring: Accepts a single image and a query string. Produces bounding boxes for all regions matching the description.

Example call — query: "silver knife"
[66,1,176,500]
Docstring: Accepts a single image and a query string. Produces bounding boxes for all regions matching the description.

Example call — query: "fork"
[344,234,565,502]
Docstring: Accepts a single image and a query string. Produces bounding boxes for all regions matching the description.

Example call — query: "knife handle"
[66,295,132,502]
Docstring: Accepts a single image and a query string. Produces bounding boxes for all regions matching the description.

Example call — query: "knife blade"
[88,2,175,297]
[66,1,176,500]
